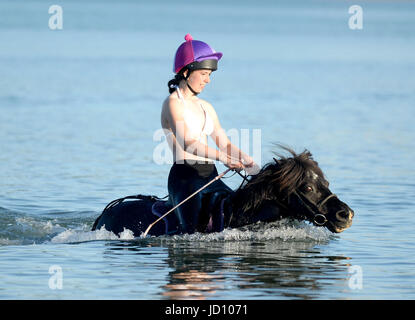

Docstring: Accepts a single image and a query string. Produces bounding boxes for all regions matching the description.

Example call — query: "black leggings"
[168,160,232,234]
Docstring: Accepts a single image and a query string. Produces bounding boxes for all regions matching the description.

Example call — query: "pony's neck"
[228,174,292,227]
[227,188,249,227]
[229,183,269,226]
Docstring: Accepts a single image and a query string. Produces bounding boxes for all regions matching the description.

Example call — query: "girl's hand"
[219,151,244,172]
[241,155,254,167]
[241,157,260,175]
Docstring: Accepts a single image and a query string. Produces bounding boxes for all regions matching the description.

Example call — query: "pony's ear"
[273,157,280,166]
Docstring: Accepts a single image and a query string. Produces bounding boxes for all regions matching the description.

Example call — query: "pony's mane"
[234,145,325,214]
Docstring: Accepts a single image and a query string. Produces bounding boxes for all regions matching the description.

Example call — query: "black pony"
[92,147,354,236]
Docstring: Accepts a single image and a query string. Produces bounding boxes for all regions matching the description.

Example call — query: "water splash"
[158,219,333,243]
[49,219,333,245]
[50,226,135,244]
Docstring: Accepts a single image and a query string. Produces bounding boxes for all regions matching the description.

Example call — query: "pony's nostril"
[336,210,350,221]
[349,209,355,218]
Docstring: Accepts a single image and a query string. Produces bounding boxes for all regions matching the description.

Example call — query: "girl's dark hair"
[167,69,189,93]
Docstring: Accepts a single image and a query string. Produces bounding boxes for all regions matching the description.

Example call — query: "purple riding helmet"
[173,34,223,74]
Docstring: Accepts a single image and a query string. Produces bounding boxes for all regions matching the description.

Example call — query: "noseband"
[292,191,338,226]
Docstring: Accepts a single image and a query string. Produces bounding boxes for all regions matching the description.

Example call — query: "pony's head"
[238,146,354,233]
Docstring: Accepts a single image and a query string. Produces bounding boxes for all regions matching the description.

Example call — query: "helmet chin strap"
[184,69,200,96]
[186,81,200,96]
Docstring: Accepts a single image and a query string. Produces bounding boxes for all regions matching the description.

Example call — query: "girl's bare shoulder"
[162,93,180,111]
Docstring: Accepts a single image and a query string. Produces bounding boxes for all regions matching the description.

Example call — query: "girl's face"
[186,69,212,93]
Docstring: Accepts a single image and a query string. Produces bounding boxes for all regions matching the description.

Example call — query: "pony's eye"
[305,186,313,192]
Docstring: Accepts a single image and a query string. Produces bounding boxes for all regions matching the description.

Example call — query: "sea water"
[0,0,414,299]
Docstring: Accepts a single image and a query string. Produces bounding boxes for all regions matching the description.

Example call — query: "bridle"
[292,191,338,226]
[269,157,338,226]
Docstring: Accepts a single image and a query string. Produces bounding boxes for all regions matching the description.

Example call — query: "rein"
[143,168,232,237]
